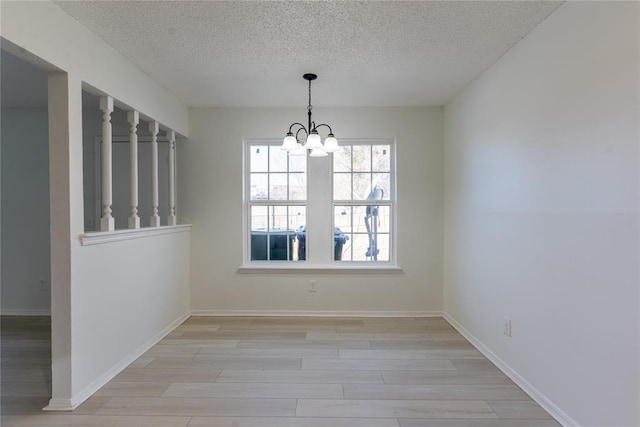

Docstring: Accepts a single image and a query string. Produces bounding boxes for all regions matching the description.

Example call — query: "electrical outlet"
[309,280,317,293]
[503,316,512,337]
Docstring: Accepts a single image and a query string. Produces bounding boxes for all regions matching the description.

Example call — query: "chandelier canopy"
[281,73,338,157]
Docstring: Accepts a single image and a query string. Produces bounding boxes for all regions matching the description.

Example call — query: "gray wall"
[1,108,51,314]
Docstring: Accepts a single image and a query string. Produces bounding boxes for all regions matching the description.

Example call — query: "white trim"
[237,265,403,274]
[80,224,191,246]
[43,311,190,411]
[0,309,51,316]
[443,312,576,427]
[191,310,442,318]
[42,398,74,411]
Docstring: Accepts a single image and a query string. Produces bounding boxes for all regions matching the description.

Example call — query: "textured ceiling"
[53,1,561,107]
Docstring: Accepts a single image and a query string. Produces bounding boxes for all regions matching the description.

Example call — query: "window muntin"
[332,143,394,262]
[250,205,306,261]
[247,143,307,262]
[250,145,306,201]
[333,205,391,262]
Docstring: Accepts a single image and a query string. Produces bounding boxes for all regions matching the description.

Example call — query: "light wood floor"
[1,315,560,426]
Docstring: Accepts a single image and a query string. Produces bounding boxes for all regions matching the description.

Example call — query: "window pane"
[375,234,390,262]
[250,145,268,172]
[368,205,390,233]
[333,173,352,200]
[339,240,353,261]
[289,206,306,232]
[250,205,306,261]
[250,173,268,200]
[289,152,306,173]
[251,205,268,231]
[271,205,289,229]
[349,233,389,262]
[372,145,391,172]
[352,145,372,172]
[372,173,391,200]
[334,205,391,262]
[349,234,370,261]
[291,206,307,261]
[334,227,349,261]
[269,173,288,200]
[333,146,352,172]
[334,205,352,233]
[353,173,372,200]
[289,172,307,200]
[269,146,288,172]
[351,205,369,233]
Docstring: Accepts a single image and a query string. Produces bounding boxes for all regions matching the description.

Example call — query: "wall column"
[168,129,177,226]
[127,111,140,229]
[149,120,161,227]
[46,72,84,410]
[99,96,114,231]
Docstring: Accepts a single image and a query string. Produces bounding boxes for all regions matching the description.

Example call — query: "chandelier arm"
[295,127,308,141]
[314,123,333,135]
[287,122,308,134]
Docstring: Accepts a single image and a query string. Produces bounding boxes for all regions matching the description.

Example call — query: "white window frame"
[241,138,399,271]
[331,139,397,265]
[243,139,308,265]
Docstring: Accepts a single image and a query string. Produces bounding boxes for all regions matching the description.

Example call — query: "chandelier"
[281,73,338,157]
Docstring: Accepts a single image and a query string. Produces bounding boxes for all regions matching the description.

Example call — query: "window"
[246,143,306,261]
[244,139,395,267]
[333,143,393,262]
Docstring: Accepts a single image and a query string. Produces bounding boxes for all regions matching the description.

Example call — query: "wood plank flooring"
[1,315,560,426]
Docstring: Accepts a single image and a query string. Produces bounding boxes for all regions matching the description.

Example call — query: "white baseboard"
[42,398,73,411]
[190,310,443,317]
[1,309,51,316]
[43,311,191,411]
[443,312,577,427]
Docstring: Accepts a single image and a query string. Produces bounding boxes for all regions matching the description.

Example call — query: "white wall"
[1,1,193,409]
[183,107,443,314]
[72,232,190,402]
[444,2,639,426]
[1,108,51,314]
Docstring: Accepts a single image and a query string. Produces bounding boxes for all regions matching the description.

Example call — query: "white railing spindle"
[128,110,140,229]
[168,129,177,226]
[149,120,161,227]
[99,96,114,231]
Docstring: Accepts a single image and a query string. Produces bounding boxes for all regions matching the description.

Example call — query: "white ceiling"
[28,1,563,108]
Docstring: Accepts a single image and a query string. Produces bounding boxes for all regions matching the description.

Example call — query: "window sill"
[237,264,403,274]
[80,224,192,246]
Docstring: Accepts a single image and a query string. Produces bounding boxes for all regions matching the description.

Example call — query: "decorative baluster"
[167,129,177,226]
[149,120,161,227]
[127,110,140,229]
[99,96,114,231]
